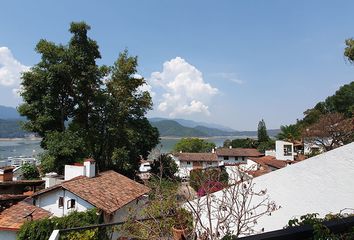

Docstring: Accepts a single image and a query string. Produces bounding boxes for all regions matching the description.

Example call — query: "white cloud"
[150,57,218,117]
[0,47,29,86]
[215,72,243,84]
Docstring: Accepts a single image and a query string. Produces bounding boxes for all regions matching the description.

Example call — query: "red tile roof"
[0,201,51,231]
[32,171,150,215]
[249,156,288,169]
[216,148,263,157]
[177,153,218,162]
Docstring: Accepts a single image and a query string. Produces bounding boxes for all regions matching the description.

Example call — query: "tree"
[230,138,258,148]
[21,163,39,180]
[19,22,159,176]
[257,119,270,143]
[277,124,301,142]
[302,112,354,151]
[150,154,179,180]
[186,170,278,239]
[173,138,216,153]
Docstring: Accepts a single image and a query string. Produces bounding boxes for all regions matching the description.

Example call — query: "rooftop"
[32,170,150,215]
[177,152,218,162]
[0,201,51,231]
[249,156,288,169]
[216,148,263,157]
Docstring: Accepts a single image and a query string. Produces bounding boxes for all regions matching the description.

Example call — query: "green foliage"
[277,124,301,141]
[21,163,39,180]
[150,154,179,180]
[173,138,216,153]
[119,177,193,239]
[17,209,104,240]
[18,22,159,176]
[257,119,270,143]
[229,138,258,148]
[287,213,354,240]
[257,139,275,153]
[189,168,228,192]
[345,38,354,63]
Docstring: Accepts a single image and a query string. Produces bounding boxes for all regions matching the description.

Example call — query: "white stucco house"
[0,159,150,240]
[30,160,150,221]
[190,142,354,238]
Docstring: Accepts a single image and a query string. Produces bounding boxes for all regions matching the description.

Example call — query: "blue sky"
[0,0,353,130]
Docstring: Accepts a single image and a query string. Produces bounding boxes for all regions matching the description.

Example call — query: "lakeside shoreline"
[0,137,42,141]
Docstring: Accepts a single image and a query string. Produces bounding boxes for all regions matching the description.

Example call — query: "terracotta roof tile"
[249,156,288,169]
[32,171,150,215]
[216,148,263,157]
[0,201,51,231]
[177,153,218,162]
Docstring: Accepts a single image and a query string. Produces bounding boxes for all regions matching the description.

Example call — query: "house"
[0,201,51,240]
[171,147,263,177]
[216,147,263,165]
[190,142,354,238]
[30,159,150,225]
[172,152,220,177]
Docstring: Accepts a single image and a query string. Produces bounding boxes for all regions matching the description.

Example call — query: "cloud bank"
[0,47,29,86]
[149,57,218,117]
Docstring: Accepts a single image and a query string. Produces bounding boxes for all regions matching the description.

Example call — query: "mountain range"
[0,105,280,138]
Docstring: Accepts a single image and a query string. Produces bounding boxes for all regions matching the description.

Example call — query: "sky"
[0,0,354,130]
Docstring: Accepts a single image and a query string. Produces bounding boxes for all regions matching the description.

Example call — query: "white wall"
[178,161,193,177]
[35,188,94,217]
[275,141,294,161]
[109,196,148,240]
[218,156,246,165]
[64,165,85,181]
[0,230,17,240]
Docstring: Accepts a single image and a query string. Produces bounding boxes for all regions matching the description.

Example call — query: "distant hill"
[150,119,280,137]
[150,120,209,137]
[149,117,235,132]
[0,119,28,138]
[0,105,21,119]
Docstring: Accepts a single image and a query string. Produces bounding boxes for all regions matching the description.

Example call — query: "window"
[242,157,245,161]
[284,145,293,156]
[187,161,191,165]
[67,199,76,209]
[207,161,212,165]
[58,197,64,208]
[223,156,229,160]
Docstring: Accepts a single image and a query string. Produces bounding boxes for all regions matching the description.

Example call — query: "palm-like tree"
[277,124,301,141]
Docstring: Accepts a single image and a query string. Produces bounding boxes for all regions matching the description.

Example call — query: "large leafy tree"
[173,138,216,153]
[302,113,354,151]
[19,22,159,176]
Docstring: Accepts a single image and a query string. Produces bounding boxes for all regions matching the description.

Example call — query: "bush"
[190,167,228,192]
[21,163,40,180]
[17,209,107,240]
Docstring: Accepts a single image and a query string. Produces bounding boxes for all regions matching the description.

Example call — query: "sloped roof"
[249,156,288,169]
[0,201,51,231]
[177,153,218,162]
[195,142,354,236]
[216,148,262,157]
[32,171,150,215]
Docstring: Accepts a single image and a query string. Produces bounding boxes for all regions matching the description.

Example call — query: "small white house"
[171,152,220,178]
[274,140,294,161]
[30,159,150,239]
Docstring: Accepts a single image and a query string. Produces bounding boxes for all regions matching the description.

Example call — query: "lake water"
[0,136,256,159]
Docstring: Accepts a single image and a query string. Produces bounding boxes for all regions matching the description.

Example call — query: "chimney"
[212,148,215,153]
[0,167,14,182]
[229,145,232,149]
[84,159,96,178]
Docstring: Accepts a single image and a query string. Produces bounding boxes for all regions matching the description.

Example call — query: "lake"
[0,136,256,160]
